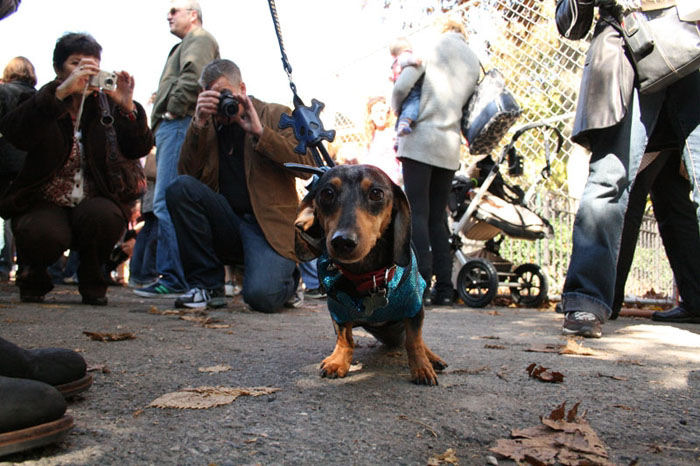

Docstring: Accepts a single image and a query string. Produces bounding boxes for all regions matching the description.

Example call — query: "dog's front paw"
[320,355,351,379]
[410,363,439,386]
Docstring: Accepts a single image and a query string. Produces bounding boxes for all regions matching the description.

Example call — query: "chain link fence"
[311,0,674,303]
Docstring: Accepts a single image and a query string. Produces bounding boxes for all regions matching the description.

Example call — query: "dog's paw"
[430,357,448,372]
[410,365,439,386]
[319,356,351,379]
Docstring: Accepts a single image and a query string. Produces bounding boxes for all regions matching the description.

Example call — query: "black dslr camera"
[218,89,239,117]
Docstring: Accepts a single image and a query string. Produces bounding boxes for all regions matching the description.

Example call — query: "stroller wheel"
[456,258,498,308]
[510,263,548,307]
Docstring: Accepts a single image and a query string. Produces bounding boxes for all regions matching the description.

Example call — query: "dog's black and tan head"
[295,164,411,269]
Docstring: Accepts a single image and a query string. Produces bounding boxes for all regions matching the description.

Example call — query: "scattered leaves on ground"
[427,448,459,465]
[198,364,232,373]
[491,401,612,465]
[149,386,279,409]
[526,363,564,383]
[83,331,135,342]
[617,359,646,366]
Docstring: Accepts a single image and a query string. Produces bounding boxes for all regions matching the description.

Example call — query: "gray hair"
[199,59,242,90]
[172,0,203,23]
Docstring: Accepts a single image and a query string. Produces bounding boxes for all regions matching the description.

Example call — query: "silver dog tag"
[362,291,388,316]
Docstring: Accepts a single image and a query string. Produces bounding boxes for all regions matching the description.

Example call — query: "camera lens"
[218,90,239,118]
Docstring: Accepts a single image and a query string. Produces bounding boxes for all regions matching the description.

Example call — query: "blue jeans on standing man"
[151,118,190,292]
[563,71,700,321]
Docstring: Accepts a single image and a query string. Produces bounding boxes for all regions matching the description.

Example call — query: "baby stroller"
[448,122,563,308]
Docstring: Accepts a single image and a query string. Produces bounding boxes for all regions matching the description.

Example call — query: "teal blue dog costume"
[317,249,426,325]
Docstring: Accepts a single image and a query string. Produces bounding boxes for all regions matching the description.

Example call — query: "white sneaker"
[174,287,226,309]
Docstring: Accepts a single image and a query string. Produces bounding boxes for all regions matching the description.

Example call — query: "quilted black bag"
[96,92,146,204]
[461,66,522,155]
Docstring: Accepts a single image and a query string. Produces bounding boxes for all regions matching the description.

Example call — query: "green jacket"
[151,26,219,130]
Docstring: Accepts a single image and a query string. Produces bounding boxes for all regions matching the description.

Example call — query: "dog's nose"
[330,231,358,256]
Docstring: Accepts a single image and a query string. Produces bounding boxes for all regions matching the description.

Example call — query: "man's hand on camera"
[231,93,263,138]
[105,71,135,113]
[193,89,220,129]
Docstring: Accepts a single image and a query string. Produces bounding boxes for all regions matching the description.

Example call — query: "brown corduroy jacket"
[177,96,310,261]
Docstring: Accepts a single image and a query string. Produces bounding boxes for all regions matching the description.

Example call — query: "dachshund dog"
[295,164,447,385]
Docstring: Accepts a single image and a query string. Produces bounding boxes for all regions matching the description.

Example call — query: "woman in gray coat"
[392,20,479,305]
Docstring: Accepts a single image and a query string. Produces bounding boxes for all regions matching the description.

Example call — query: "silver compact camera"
[90,70,117,91]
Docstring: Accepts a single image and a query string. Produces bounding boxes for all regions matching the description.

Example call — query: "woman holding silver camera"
[0,32,153,305]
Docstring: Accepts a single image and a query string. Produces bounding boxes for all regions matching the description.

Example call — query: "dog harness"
[317,250,426,325]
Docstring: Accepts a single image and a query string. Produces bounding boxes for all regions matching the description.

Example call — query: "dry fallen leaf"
[484,344,506,350]
[198,365,232,373]
[83,331,135,342]
[526,363,564,383]
[204,323,231,329]
[149,386,279,409]
[597,373,628,381]
[427,448,459,465]
[491,401,611,465]
[448,366,490,375]
[559,339,596,356]
[86,364,111,373]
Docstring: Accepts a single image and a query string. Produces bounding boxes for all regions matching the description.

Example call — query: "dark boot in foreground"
[0,376,73,457]
[0,337,92,398]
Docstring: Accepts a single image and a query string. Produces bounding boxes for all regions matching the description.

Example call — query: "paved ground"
[1,283,698,465]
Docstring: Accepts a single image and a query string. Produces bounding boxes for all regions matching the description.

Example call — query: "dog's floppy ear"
[294,190,325,261]
[392,183,412,267]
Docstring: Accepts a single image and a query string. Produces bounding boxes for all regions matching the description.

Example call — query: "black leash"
[267,0,336,169]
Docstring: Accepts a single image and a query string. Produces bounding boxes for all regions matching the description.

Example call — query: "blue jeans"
[152,118,190,291]
[166,175,298,313]
[398,80,422,125]
[300,259,319,290]
[563,71,700,321]
[129,213,158,285]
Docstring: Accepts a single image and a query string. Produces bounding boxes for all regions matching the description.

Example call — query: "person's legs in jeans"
[129,212,158,286]
[238,217,298,313]
[12,202,71,300]
[562,89,666,330]
[166,175,243,291]
[149,118,191,292]
[300,259,320,291]
[71,197,126,301]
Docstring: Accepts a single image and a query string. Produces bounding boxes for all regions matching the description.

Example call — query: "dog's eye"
[319,187,336,204]
[368,188,384,202]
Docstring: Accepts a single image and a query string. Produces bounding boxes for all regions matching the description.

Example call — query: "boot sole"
[0,414,73,457]
[55,374,93,399]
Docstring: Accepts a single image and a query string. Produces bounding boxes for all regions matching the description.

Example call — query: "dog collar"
[334,264,396,294]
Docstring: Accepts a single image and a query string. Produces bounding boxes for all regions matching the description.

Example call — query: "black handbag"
[96,92,146,204]
[616,6,700,94]
[461,66,522,155]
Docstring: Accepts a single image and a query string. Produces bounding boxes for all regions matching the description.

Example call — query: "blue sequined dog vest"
[317,250,426,325]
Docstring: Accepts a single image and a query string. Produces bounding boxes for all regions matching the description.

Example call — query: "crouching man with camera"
[166,59,310,311]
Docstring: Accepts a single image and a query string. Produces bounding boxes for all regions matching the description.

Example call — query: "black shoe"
[82,295,108,306]
[0,376,73,457]
[20,293,45,303]
[430,288,455,306]
[652,306,700,323]
[0,337,92,398]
